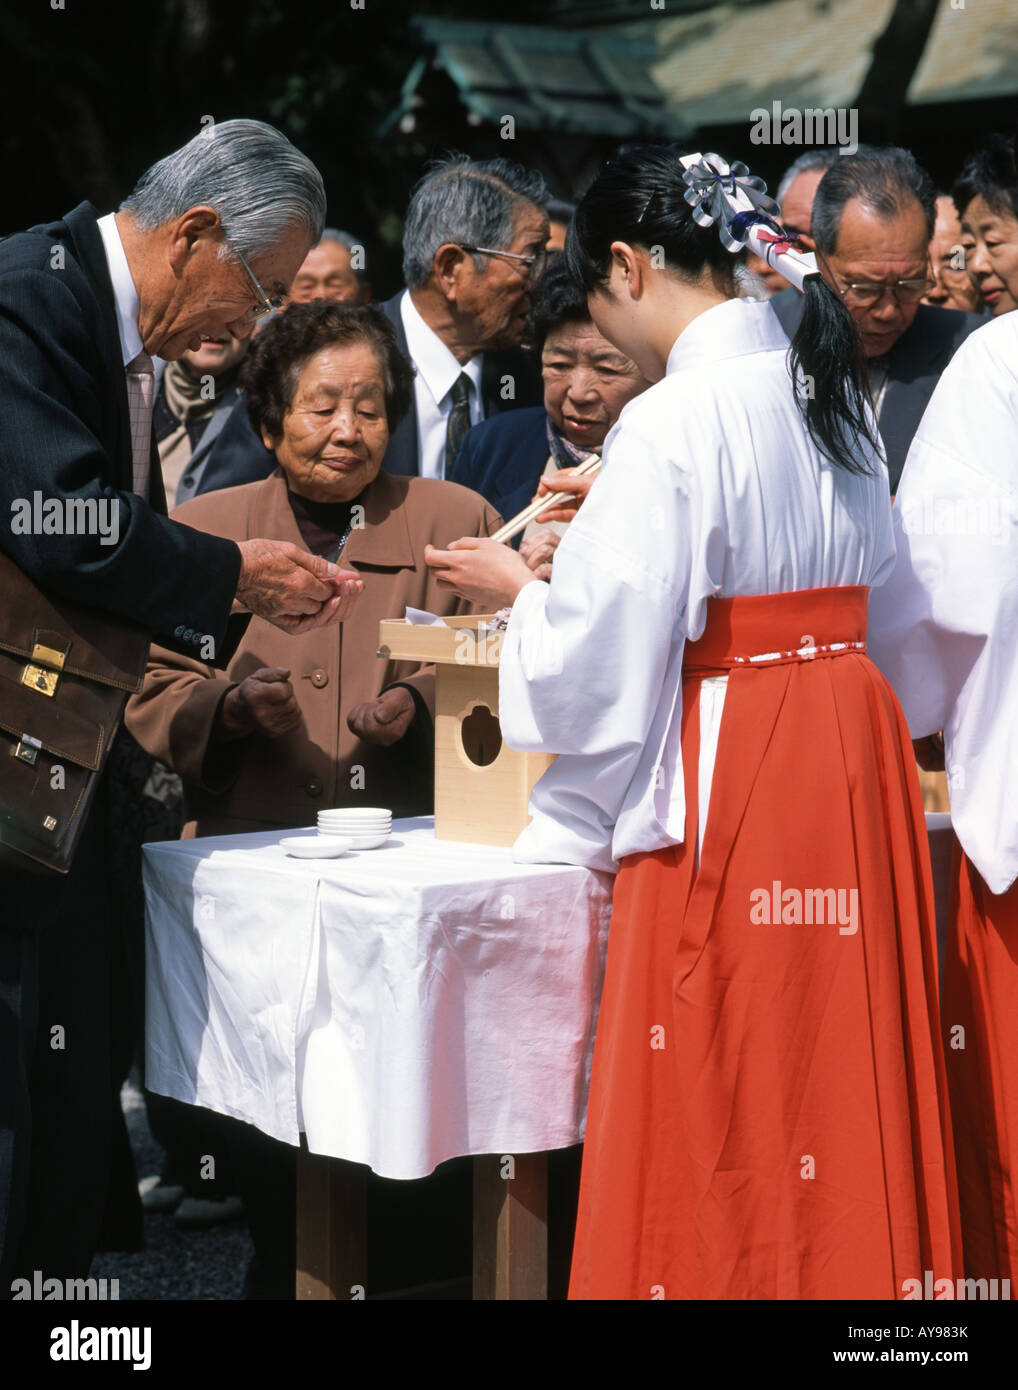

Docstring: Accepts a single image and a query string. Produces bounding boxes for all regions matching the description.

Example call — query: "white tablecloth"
[143,818,613,1179]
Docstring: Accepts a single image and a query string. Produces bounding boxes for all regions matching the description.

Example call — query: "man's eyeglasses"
[458,244,548,282]
[231,245,287,320]
[827,263,935,307]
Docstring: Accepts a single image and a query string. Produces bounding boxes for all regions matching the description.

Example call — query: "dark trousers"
[0,800,115,1287]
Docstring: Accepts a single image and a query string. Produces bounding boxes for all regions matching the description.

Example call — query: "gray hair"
[776,149,841,208]
[319,227,367,283]
[811,145,937,256]
[121,118,326,262]
[402,155,549,289]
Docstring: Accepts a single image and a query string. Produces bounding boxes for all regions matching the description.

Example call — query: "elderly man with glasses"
[376,155,549,480]
[0,118,363,1291]
[770,145,983,493]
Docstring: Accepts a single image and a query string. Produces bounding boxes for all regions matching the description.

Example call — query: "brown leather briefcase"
[0,552,150,875]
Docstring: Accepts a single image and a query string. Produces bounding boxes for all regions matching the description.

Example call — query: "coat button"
[310,669,328,688]
[305,779,324,797]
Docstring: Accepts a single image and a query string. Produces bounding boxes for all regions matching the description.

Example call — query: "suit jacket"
[448,406,550,547]
[769,289,983,491]
[0,201,241,658]
[125,468,502,835]
[376,291,543,477]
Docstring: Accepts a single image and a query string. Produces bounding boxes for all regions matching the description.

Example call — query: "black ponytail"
[567,143,881,475]
[789,275,880,475]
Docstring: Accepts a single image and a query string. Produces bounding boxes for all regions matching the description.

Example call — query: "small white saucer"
[280,835,352,859]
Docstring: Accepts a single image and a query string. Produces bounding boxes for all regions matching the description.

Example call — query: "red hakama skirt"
[568,587,961,1299]
[945,847,1018,1282]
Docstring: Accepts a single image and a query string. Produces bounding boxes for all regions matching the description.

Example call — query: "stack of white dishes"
[316,806,392,850]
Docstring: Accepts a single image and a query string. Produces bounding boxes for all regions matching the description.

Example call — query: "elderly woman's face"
[264,342,390,503]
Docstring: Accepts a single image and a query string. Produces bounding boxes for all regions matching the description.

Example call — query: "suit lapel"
[62,203,133,493]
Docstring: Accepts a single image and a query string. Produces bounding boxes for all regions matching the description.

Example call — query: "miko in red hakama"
[568,587,962,1300]
[944,850,1018,1282]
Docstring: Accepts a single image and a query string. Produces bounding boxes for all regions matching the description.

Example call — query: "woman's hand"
[347,687,416,747]
[424,536,540,608]
[530,468,595,525]
[216,667,303,742]
[519,528,561,582]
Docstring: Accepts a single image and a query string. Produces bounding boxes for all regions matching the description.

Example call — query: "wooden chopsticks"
[490,457,601,544]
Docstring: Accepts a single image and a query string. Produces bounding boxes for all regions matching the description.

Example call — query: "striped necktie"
[444,371,473,475]
[125,350,154,497]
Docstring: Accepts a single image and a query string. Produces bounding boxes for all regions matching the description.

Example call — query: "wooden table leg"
[472,1153,548,1300]
[296,1145,368,1300]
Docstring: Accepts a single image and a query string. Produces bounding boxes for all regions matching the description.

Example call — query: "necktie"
[125,350,155,497]
[444,372,473,475]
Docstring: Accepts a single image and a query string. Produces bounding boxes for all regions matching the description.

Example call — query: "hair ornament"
[679,152,820,293]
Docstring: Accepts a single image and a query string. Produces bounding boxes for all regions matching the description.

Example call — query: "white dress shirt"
[97,212,143,368]
[499,297,894,872]
[400,290,483,480]
[868,312,1018,894]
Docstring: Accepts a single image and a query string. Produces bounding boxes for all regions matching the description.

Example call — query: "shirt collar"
[97,212,144,367]
[666,297,790,375]
[400,290,482,404]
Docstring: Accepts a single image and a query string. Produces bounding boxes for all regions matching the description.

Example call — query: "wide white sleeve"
[498,418,695,870]
[867,324,1018,891]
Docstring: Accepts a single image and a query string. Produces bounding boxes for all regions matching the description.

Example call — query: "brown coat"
[126,469,501,836]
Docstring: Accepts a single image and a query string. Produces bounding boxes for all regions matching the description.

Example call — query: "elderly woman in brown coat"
[127,300,500,830]
[126,299,500,1297]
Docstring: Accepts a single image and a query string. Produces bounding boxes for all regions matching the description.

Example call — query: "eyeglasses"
[826,262,935,307]
[458,244,548,282]
[230,245,287,320]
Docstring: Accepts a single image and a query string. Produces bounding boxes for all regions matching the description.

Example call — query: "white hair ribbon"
[679,152,819,293]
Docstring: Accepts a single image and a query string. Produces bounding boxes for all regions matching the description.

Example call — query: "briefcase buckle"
[21,642,67,698]
[11,733,42,766]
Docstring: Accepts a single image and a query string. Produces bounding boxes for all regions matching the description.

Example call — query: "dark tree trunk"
[855,0,942,145]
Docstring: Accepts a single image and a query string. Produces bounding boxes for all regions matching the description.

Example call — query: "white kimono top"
[500,297,894,872]
[868,311,1018,895]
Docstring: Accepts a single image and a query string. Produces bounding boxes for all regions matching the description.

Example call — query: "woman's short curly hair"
[240,300,415,440]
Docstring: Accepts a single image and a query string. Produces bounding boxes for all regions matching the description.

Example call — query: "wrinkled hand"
[236,539,363,633]
[424,536,539,608]
[531,468,595,525]
[347,686,416,747]
[218,667,302,741]
[519,527,561,582]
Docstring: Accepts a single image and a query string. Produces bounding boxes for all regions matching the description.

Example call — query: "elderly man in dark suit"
[769,146,983,492]
[0,118,362,1288]
[196,155,547,495]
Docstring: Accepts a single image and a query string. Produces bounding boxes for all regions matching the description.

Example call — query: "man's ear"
[432,243,470,299]
[167,206,223,275]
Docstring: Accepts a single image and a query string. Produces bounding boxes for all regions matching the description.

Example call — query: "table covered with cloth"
[142,818,613,1180]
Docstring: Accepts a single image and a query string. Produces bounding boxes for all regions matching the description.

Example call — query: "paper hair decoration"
[679,152,820,293]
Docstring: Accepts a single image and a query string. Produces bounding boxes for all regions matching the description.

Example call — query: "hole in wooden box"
[460,704,502,767]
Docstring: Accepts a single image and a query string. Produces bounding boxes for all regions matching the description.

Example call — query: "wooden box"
[378,616,554,847]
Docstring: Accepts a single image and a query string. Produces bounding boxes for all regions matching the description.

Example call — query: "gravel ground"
[90,1079,252,1301]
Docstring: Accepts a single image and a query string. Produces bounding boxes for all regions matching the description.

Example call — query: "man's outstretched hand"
[236,539,363,633]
